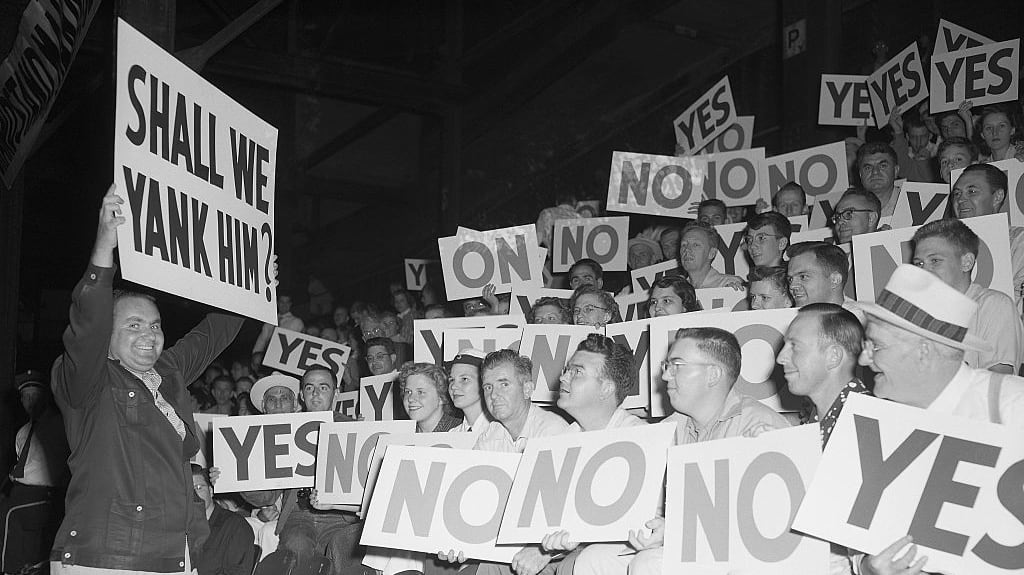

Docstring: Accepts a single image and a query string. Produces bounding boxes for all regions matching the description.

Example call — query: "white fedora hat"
[858,264,991,352]
[250,373,300,413]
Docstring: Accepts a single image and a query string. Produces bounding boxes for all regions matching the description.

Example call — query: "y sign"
[673,76,737,155]
[552,216,629,273]
[929,38,1019,114]
[818,74,874,126]
[793,393,1024,575]
[405,259,436,291]
[212,412,333,492]
[497,423,676,544]
[867,41,928,128]
[889,182,949,229]
[360,445,524,562]
[933,19,993,55]
[314,420,414,505]
[663,425,828,574]
[631,260,681,293]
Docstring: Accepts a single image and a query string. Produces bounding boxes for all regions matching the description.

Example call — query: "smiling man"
[910,219,1024,373]
[786,242,857,319]
[50,186,245,574]
[831,187,881,245]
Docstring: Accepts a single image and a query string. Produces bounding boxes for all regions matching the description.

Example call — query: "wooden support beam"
[176,0,285,71]
[295,175,406,205]
[294,107,399,172]
[195,0,258,48]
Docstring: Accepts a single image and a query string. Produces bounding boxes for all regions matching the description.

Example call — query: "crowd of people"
[4,23,1024,575]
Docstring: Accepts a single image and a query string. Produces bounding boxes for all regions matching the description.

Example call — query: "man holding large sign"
[50,186,245,573]
[114,19,278,324]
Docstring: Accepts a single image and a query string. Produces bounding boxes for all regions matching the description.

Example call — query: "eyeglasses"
[363,327,386,338]
[740,233,781,247]
[573,305,609,316]
[561,365,586,381]
[831,208,875,224]
[660,358,714,376]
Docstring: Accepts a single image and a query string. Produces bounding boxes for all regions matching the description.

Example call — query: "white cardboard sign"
[709,222,752,280]
[263,327,351,381]
[698,116,755,154]
[616,291,650,323]
[605,318,653,411]
[509,282,573,317]
[498,423,675,543]
[518,324,600,403]
[314,420,415,505]
[332,390,359,420]
[212,412,332,492]
[867,41,929,128]
[818,74,874,126]
[698,147,771,208]
[552,216,629,272]
[933,19,994,56]
[673,76,737,155]
[851,212,1013,302]
[405,259,437,291]
[360,445,524,562]
[794,393,1024,575]
[442,327,522,361]
[607,151,708,218]
[360,372,401,422]
[191,412,227,467]
[695,287,747,312]
[648,308,797,417]
[890,182,950,229]
[930,38,1020,114]
[663,425,828,575]
[438,225,544,300]
[414,315,528,365]
[114,20,279,323]
[766,141,850,200]
[631,260,682,294]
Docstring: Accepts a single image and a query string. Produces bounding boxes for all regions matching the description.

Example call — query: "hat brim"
[249,375,300,413]
[858,301,992,353]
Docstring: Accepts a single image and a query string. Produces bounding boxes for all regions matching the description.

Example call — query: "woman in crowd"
[393,289,423,342]
[647,275,701,317]
[570,285,622,327]
[977,104,1024,162]
[528,296,571,324]
[398,362,462,433]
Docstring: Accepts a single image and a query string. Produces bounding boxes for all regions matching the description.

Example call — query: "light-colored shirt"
[663,387,790,445]
[473,404,569,453]
[694,267,742,289]
[927,363,1024,427]
[964,283,1024,371]
[565,407,647,432]
[453,411,490,439]
[1010,226,1024,311]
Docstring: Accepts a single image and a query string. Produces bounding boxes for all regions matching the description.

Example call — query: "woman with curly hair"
[570,285,622,327]
[397,362,462,433]
[528,296,571,324]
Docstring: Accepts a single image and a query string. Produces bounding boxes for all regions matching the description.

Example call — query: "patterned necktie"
[11,420,35,478]
[121,363,187,440]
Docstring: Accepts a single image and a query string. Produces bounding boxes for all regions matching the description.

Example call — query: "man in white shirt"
[679,222,743,289]
[856,264,1024,575]
[910,219,1024,373]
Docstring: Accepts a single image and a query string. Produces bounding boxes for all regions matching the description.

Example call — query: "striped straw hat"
[857,264,991,352]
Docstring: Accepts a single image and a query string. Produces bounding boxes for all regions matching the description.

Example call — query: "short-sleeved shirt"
[565,408,646,433]
[453,411,490,439]
[695,268,742,289]
[663,387,790,445]
[964,283,1024,371]
[473,404,569,453]
[928,363,1024,427]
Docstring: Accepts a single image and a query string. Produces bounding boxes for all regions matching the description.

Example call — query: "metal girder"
[294,174,405,205]
[177,0,285,71]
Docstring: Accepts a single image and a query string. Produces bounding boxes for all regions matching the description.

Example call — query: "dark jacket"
[50,264,243,572]
[197,505,256,575]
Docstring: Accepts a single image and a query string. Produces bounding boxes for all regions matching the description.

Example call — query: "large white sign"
[867,41,928,127]
[498,423,675,543]
[437,225,544,300]
[212,412,332,492]
[631,260,682,294]
[794,393,1024,575]
[890,182,950,229]
[673,76,737,155]
[930,39,1019,114]
[851,212,1013,302]
[405,259,437,291]
[605,318,653,411]
[114,20,279,323]
[663,425,828,575]
[442,328,522,361]
[766,141,850,200]
[818,74,874,126]
[698,116,755,154]
[314,420,414,505]
[607,151,708,218]
[933,19,993,55]
[263,328,351,381]
[414,315,528,365]
[361,446,524,562]
[553,216,629,273]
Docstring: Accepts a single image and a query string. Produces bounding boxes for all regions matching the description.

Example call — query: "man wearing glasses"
[855,142,901,217]
[364,337,399,377]
[741,211,791,268]
[626,327,789,575]
[831,187,882,245]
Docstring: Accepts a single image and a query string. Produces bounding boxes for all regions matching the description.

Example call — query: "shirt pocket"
[110,387,143,426]
[105,500,162,556]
